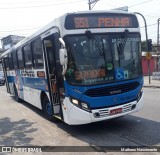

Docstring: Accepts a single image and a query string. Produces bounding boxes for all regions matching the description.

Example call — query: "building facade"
[142,52,160,75]
[1,35,25,51]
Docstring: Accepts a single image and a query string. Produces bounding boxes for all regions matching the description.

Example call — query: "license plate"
[110,108,122,115]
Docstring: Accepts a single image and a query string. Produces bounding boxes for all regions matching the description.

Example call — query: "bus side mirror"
[59,48,68,66]
[59,38,68,75]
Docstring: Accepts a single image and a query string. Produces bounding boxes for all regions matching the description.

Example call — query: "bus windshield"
[64,33,142,85]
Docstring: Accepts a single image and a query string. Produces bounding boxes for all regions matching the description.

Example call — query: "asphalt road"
[0,85,159,154]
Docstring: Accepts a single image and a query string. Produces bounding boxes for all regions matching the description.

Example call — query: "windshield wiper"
[116,29,129,66]
[85,30,106,62]
[116,29,129,55]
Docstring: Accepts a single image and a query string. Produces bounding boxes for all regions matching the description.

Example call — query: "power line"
[145,15,159,19]
[100,0,156,17]
[140,23,157,28]
[0,0,86,9]
[128,0,154,8]
[0,24,41,28]
[110,0,122,5]
[101,0,154,9]
[0,0,63,5]
[0,22,156,33]
[100,0,125,8]
[0,27,40,33]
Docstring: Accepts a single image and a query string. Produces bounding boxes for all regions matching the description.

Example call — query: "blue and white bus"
[0,10,143,125]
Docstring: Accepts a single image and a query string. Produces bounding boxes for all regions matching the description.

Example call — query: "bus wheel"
[42,96,53,120]
[14,85,22,103]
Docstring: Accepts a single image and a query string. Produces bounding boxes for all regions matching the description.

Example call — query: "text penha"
[98,17,130,27]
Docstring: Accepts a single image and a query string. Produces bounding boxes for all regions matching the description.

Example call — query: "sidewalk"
[143,76,160,88]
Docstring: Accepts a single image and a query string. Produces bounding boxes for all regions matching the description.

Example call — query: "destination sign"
[65,13,138,29]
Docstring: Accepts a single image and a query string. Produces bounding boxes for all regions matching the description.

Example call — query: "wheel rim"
[46,102,53,116]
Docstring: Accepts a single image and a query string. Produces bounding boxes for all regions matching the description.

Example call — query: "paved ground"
[143,76,160,88]
[0,78,160,155]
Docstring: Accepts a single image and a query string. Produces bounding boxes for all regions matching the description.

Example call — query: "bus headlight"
[70,97,91,112]
[81,102,89,109]
[80,102,91,112]
[71,98,79,105]
[70,98,79,106]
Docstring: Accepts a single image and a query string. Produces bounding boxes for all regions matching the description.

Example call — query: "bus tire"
[13,85,22,103]
[42,95,54,121]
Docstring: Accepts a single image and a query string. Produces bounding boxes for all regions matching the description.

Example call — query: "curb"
[143,85,160,88]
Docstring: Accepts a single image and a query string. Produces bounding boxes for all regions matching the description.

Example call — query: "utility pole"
[134,12,151,84]
[88,0,99,10]
[157,18,160,72]
[157,18,160,51]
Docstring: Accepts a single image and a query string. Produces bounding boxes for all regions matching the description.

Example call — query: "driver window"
[72,38,87,66]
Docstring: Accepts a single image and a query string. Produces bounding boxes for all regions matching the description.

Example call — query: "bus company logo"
[110,90,121,95]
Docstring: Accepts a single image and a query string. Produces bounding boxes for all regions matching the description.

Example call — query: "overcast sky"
[0,0,160,48]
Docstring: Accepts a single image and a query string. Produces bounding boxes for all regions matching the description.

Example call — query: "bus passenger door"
[42,31,63,119]
[2,58,10,93]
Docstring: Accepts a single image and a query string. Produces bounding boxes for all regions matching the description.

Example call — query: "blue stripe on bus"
[7,75,48,91]
[64,77,143,108]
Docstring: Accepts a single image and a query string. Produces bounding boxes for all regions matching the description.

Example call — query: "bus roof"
[0,10,136,58]
[66,10,134,15]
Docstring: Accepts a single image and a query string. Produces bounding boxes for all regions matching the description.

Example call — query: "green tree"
[141,40,147,51]
[141,40,157,53]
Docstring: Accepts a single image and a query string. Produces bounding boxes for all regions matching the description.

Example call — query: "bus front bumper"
[67,93,144,125]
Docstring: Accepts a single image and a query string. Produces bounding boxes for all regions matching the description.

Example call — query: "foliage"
[141,40,157,52]
[141,40,147,51]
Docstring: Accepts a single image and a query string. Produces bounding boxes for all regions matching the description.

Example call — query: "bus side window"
[4,56,9,71]
[12,51,18,69]
[0,61,2,71]
[32,37,44,69]
[17,48,24,69]
[8,54,13,70]
[23,44,33,69]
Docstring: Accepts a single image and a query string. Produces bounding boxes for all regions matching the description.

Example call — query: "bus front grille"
[84,82,140,97]
[93,103,133,118]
